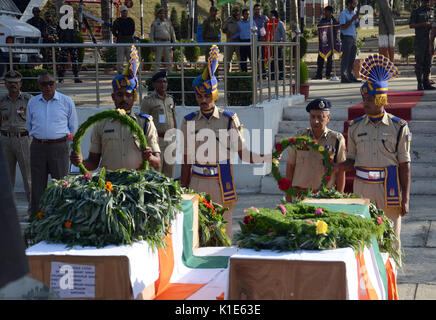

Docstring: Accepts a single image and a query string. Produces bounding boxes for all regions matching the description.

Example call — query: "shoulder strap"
[348,115,365,127]
[138,113,151,134]
[391,116,408,153]
[184,112,197,122]
[222,110,235,130]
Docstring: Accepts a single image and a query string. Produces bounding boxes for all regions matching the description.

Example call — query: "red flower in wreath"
[275,142,283,151]
[325,176,331,181]
[278,178,291,191]
[376,216,384,225]
[292,137,296,143]
[243,215,253,225]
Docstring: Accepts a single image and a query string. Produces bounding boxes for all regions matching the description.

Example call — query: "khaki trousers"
[154,42,173,72]
[189,175,236,240]
[158,138,175,178]
[1,135,32,213]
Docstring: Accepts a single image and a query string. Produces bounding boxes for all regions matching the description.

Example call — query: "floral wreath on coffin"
[271,136,333,196]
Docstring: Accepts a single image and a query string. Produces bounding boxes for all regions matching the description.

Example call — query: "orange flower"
[65,221,72,229]
[105,181,114,192]
[37,210,44,219]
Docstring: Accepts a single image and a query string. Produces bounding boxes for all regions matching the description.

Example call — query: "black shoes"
[74,78,82,83]
[341,77,351,83]
[312,75,323,80]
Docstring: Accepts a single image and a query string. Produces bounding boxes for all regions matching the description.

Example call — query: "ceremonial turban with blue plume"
[112,45,141,100]
[193,45,219,101]
[359,53,399,107]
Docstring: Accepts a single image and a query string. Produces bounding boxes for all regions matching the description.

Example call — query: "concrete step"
[409,121,436,134]
[261,174,436,195]
[410,148,436,163]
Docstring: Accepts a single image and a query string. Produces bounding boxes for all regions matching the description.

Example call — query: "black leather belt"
[34,136,67,144]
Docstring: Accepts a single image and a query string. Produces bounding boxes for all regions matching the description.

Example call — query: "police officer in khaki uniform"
[140,71,176,177]
[70,51,161,171]
[222,7,241,72]
[202,7,222,62]
[181,46,269,240]
[0,71,32,212]
[285,98,346,202]
[339,54,410,264]
[150,8,176,73]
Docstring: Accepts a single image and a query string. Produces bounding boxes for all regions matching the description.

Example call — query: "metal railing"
[0,37,300,107]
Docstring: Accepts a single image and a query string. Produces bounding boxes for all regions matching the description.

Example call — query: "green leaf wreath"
[25,169,183,249]
[71,109,149,173]
[236,203,389,253]
[184,189,231,247]
[272,136,333,197]
[25,109,183,248]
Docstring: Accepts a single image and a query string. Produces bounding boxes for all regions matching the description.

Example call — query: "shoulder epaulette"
[391,115,408,127]
[138,113,152,121]
[348,116,365,127]
[184,112,197,121]
[223,110,236,119]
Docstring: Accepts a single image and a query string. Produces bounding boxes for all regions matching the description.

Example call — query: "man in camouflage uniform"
[285,98,346,202]
[0,71,32,215]
[150,8,176,72]
[202,7,222,62]
[43,11,60,71]
[409,0,435,90]
[58,18,82,83]
[140,71,176,178]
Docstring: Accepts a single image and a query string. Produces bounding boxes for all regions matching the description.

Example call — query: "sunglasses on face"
[40,81,55,87]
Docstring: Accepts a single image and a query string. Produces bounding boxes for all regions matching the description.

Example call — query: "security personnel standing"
[222,7,241,72]
[285,98,346,202]
[150,8,176,72]
[70,49,161,171]
[202,7,222,62]
[339,54,410,265]
[43,11,60,70]
[181,46,269,240]
[58,18,82,83]
[140,71,176,178]
[409,0,435,90]
[0,71,32,214]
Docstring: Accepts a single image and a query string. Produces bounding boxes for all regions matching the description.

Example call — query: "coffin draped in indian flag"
[231,198,399,300]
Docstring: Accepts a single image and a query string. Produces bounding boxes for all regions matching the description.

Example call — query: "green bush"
[226,72,252,106]
[398,36,415,62]
[17,68,51,92]
[144,69,203,106]
[184,41,201,63]
[103,47,117,68]
[300,60,309,84]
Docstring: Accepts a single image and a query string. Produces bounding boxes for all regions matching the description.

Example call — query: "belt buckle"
[368,171,380,180]
[203,167,208,175]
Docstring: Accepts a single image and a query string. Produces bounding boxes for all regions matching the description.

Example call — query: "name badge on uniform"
[159,114,166,123]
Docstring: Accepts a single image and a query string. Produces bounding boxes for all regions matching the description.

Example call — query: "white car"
[0,0,42,76]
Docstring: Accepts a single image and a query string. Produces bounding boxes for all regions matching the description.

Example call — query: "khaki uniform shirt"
[0,92,32,132]
[202,16,222,41]
[89,113,160,171]
[140,91,176,135]
[181,106,245,164]
[222,17,240,42]
[287,127,346,189]
[347,112,411,167]
[150,18,176,42]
